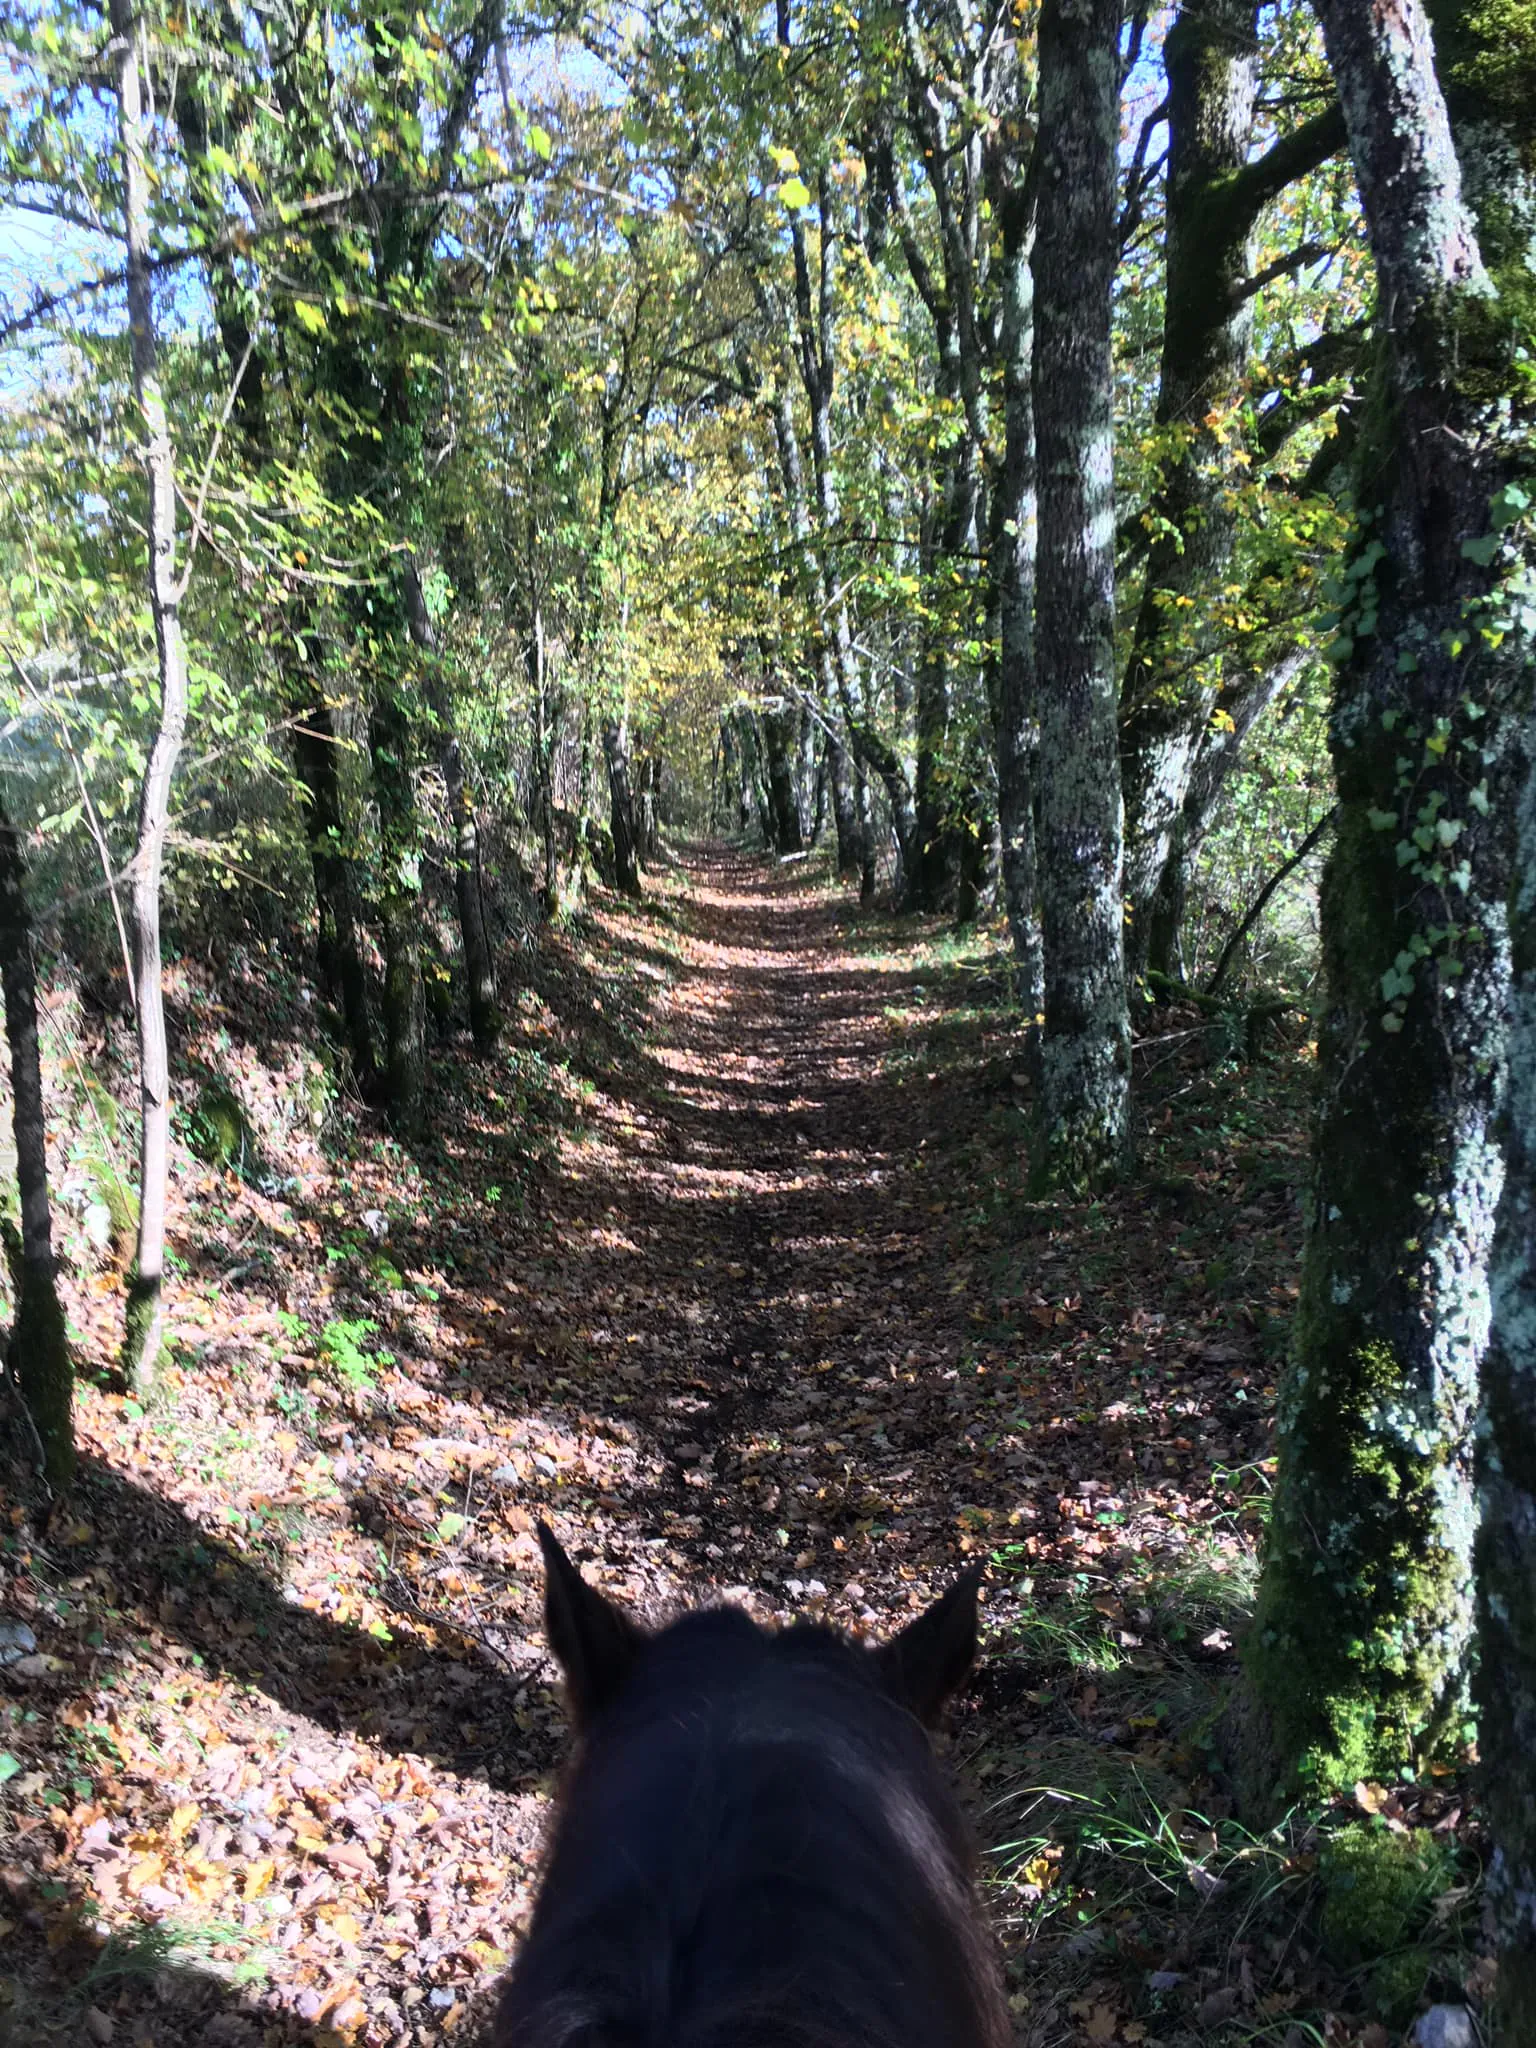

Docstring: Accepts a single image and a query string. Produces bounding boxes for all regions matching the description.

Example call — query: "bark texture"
[993,178,1044,1030]
[1243,0,1531,1799]
[0,804,72,1490]
[1031,0,1130,1191]
[112,0,190,1389]
[1480,720,1536,2045]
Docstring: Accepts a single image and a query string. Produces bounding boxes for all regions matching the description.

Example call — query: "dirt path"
[4,846,1305,2047]
[461,844,1031,1626]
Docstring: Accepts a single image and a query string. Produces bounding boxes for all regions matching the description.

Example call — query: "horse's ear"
[538,1523,645,1730]
[874,1562,985,1728]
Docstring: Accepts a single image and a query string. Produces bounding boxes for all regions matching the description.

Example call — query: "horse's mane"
[493,1608,1009,2048]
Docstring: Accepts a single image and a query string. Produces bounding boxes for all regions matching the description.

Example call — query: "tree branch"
[1205,805,1336,995]
[1220,101,1347,229]
[1230,237,1336,307]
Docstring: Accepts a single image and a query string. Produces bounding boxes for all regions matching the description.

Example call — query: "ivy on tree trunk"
[1240,0,1532,1802]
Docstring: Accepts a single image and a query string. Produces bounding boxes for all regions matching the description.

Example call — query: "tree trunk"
[1241,0,1530,1802]
[368,678,427,1135]
[603,714,642,897]
[771,142,890,898]
[1030,0,1130,1192]
[1119,0,1258,979]
[761,705,805,854]
[402,557,500,1052]
[1119,10,1346,981]
[797,703,817,847]
[824,723,859,877]
[288,679,378,1089]
[636,753,662,864]
[993,176,1045,1033]
[0,800,72,1491]
[112,0,191,1389]
[1481,722,1536,2046]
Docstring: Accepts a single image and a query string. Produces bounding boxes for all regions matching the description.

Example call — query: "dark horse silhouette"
[489,1526,1009,2048]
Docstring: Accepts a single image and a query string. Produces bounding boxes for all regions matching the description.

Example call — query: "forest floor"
[0,847,1481,2048]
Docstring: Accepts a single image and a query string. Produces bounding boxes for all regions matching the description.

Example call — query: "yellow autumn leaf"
[169,1802,200,1839]
[243,1857,275,1899]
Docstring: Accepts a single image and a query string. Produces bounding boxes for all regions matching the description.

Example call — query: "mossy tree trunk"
[0,801,72,1491]
[1031,0,1131,1192]
[1241,0,1534,1801]
[112,0,190,1390]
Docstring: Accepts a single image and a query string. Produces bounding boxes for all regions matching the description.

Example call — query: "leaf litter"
[0,849,1483,2045]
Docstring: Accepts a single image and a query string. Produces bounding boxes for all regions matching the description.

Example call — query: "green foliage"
[317,1315,390,1395]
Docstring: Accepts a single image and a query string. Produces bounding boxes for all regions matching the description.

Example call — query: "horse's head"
[490,1529,1007,2048]
[538,1519,985,1733]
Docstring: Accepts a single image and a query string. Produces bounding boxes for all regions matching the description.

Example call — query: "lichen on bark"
[1241,0,1534,1806]
[1479,720,1536,2046]
[1030,0,1131,1193]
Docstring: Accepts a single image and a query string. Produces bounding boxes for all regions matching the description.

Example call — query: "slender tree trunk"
[824,723,859,876]
[1482,722,1536,2046]
[112,0,190,1388]
[1030,0,1130,1192]
[1118,12,1345,980]
[402,557,499,1051]
[797,703,817,846]
[289,682,377,1086]
[764,361,884,888]
[0,800,72,1490]
[1119,0,1258,978]
[735,711,775,847]
[1240,0,1530,1802]
[854,754,875,904]
[994,177,1045,1034]
[603,714,642,897]
[368,677,427,1135]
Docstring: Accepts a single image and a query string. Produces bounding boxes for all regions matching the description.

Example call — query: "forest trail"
[500,842,1026,1607]
[4,848,1307,2048]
